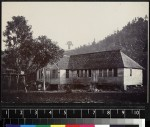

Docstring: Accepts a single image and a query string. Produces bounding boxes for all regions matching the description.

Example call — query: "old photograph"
[1,2,149,103]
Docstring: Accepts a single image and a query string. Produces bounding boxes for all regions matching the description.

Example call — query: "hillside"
[65,17,148,70]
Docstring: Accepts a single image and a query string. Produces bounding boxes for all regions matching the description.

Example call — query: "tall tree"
[3,16,33,74]
[23,35,64,74]
[3,16,64,84]
[3,16,33,48]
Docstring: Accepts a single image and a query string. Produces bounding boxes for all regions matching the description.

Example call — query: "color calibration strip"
[5,125,138,127]
[6,125,105,127]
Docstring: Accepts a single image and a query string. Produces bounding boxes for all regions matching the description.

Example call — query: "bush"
[26,80,37,91]
[64,84,72,93]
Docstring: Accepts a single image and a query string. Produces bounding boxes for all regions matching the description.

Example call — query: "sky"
[1,2,149,51]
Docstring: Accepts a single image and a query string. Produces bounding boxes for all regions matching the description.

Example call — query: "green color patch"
[36,125,50,127]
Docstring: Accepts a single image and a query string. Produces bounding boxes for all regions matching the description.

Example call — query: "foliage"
[64,16,148,86]
[3,16,64,75]
[3,16,33,48]
[18,35,64,74]
[64,84,72,93]
[65,16,148,69]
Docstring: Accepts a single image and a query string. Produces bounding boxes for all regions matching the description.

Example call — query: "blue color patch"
[6,125,20,127]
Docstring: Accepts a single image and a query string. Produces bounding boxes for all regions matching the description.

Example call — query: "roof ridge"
[70,49,121,56]
[119,50,125,67]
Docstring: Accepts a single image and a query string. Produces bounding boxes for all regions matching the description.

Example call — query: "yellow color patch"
[51,125,66,127]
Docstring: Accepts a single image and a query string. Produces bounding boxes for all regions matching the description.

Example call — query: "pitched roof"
[121,52,144,69]
[68,50,144,70]
[46,55,70,69]
[46,50,143,70]
[57,55,70,69]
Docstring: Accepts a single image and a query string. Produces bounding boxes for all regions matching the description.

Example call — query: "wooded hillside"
[65,17,148,70]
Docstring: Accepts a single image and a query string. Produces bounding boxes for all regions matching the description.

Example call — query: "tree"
[3,16,33,73]
[3,16,33,48]
[3,16,64,90]
[25,35,64,74]
[144,15,148,20]
[92,38,96,45]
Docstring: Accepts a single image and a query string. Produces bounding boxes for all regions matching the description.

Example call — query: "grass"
[1,90,146,104]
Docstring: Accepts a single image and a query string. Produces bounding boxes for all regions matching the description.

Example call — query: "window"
[39,69,43,79]
[130,69,132,76]
[52,70,54,78]
[85,70,87,77]
[46,70,50,80]
[96,70,99,76]
[77,70,79,77]
[89,69,91,77]
[99,69,102,77]
[66,69,69,78]
[52,70,58,78]
[108,69,113,77]
[81,70,83,77]
[114,68,118,77]
[103,69,107,77]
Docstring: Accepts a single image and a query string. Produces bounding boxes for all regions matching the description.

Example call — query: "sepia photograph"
[1,2,149,103]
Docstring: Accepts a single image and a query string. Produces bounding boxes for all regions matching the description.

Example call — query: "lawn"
[1,90,146,104]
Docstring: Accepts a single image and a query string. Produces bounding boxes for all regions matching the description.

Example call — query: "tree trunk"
[8,75,11,91]
[23,76,27,93]
[43,68,46,91]
[16,74,19,91]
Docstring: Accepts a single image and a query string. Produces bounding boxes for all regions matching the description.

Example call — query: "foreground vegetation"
[1,88,146,104]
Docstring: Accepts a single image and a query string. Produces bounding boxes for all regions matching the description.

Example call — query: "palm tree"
[66,41,73,50]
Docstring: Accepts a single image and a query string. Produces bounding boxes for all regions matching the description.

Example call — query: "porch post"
[124,85,127,91]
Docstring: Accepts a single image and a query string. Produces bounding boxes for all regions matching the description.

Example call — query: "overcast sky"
[1,2,149,50]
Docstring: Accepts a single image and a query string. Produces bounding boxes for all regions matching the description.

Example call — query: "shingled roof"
[121,52,144,69]
[68,50,144,70]
[57,55,70,69]
[47,55,70,69]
